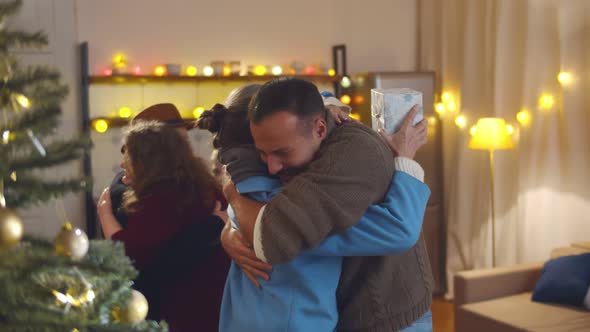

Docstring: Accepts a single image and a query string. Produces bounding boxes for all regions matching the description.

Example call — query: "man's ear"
[313,117,327,140]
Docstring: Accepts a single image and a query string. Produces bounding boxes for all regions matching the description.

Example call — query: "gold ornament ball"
[116,290,149,324]
[0,207,23,248]
[54,222,89,260]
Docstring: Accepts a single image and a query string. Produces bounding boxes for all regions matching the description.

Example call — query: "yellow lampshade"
[468,118,514,150]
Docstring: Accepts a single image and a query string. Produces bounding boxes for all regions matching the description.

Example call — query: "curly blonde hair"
[122,121,220,213]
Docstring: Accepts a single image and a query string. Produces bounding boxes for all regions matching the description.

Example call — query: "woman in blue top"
[197,84,431,332]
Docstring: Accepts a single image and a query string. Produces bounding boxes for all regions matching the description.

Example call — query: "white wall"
[75,0,417,74]
[75,0,418,201]
[11,0,418,236]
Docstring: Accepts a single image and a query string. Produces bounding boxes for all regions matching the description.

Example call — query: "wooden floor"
[432,297,454,332]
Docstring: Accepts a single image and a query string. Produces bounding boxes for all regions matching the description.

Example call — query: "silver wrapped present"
[371,88,424,134]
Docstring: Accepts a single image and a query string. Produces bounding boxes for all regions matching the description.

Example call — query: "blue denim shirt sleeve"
[230,173,430,256]
[307,171,430,256]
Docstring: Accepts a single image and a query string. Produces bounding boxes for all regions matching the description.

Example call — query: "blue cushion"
[532,253,590,308]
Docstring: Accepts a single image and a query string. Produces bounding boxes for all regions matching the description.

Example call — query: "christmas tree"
[0,2,167,330]
[0,0,88,208]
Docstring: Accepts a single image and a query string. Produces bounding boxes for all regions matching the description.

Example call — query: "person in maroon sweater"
[97,121,230,332]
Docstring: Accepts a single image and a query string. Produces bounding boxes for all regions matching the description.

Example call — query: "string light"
[469,125,477,136]
[186,66,198,76]
[15,94,30,108]
[557,72,573,86]
[10,171,16,181]
[271,66,283,76]
[304,66,316,75]
[112,53,127,69]
[118,107,132,118]
[516,109,531,126]
[340,94,351,105]
[94,119,108,133]
[2,130,9,144]
[435,103,446,115]
[350,113,361,120]
[254,65,267,76]
[131,65,142,76]
[353,95,365,105]
[203,66,214,77]
[193,107,205,118]
[538,94,555,110]
[52,288,95,307]
[223,65,232,76]
[427,116,437,126]
[441,92,451,103]
[506,124,514,135]
[154,65,166,76]
[102,68,112,76]
[454,115,467,128]
[328,68,336,76]
[340,76,351,88]
[447,101,457,113]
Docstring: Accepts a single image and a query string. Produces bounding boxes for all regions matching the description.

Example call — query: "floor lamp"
[469,118,514,267]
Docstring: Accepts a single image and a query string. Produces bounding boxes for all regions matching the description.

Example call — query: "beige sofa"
[454,242,590,332]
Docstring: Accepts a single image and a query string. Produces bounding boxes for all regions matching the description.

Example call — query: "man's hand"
[379,105,427,159]
[327,105,351,125]
[220,223,272,288]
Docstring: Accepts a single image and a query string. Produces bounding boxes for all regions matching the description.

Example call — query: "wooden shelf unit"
[89,74,342,85]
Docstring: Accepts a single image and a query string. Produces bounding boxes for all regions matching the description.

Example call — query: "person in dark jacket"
[108,103,198,228]
[97,121,229,332]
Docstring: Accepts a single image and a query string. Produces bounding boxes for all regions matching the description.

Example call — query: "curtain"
[419,0,590,297]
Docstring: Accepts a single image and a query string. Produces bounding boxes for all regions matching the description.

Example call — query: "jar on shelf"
[229,61,241,76]
[210,61,225,76]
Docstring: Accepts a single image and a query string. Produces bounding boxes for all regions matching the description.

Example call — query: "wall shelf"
[89,74,342,85]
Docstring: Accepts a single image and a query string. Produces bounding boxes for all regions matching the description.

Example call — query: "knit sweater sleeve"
[258,124,395,264]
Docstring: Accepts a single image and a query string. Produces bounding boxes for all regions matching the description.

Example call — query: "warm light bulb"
[193,106,205,118]
[254,65,267,76]
[186,66,197,76]
[154,65,166,76]
[557,72,573,86]
[131,65,142,75]
[118,107,132,118]
[304,66,316,75]
[454,115,467,128]
[427,116,437,126]
[441,92,451,103]
[85,290,95,302]
[94,119,109,133]
[2,130,9,144]
[271,66,283,76]
[506,124,514,135]
[340,94,351,105]
[447,101,457,112]
[15,94,30,108]
[203,66,214,76]
[538,94,555,110]
[340,76,351,88]
[469,125,477,136]
[102,68,113,76]
[435,103,446,115]
[223,65,232,76]
[328,68,336,76]
[516,109,531,126]
[354,95,365,105]
[350,113,361,121]
[112,53,127,68]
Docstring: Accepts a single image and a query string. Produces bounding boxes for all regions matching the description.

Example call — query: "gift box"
[371,88,424,134]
